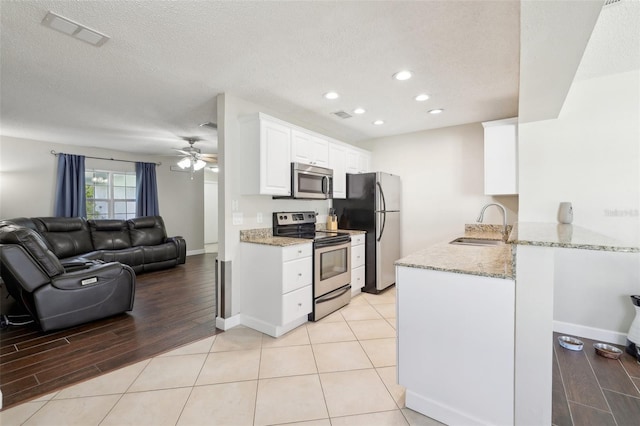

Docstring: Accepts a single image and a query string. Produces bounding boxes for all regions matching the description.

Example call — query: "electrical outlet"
[256,212,263,223]
[232,200,239,211]
[233,212,243,225]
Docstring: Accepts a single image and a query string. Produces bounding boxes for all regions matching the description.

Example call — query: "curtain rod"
[50,150,161,166]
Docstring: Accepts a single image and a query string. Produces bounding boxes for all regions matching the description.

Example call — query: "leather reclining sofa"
[6,215,186,274]
[0,216,185,331]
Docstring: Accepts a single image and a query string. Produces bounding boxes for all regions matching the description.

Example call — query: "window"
[85,170,137,220]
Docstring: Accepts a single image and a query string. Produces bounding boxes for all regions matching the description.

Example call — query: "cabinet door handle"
[298,302,302,307]
[298,250,302,254]
[298,273,302,277]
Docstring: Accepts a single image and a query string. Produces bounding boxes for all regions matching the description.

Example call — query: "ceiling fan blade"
[173,149,191,156]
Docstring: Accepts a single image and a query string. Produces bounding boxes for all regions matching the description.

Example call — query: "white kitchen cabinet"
[329,142,347,199]
[397,266,515,425]
[482,117,518,195]
[239,113,292,196]
[240,242,313,337]
[292,130,329,167]
[350,233,366,295]
[346,147,371,174]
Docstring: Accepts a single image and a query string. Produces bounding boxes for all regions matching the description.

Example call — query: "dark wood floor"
[553,332,640,426]
[0,253,219,410]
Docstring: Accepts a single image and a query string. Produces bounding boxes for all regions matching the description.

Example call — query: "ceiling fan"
[172,137,218,175]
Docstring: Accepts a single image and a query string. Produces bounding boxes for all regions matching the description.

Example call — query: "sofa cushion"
[33,217,94,259]
[0,221,65,278]
[141,242,178,264]
[88,219,132,250]
[127,216,167,247]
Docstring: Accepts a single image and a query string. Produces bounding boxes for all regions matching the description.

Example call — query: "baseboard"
[240,314,308,338]
[215,314,241,331]
[554,320,627,345]
[187,249,205,256]
[405,390,487,426]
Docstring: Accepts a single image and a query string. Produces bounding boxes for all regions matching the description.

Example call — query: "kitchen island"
[396,223,639,426]
[396,228,515,425]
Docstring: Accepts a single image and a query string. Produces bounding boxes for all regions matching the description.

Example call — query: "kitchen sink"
[449,237,505,247]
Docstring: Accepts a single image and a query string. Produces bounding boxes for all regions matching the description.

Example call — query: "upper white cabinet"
[346,147,371,174]
[239,112,371,197]
[239,114,292,196]
[482,117,518,195]
[292,130,329,167]
[329,143,347,199]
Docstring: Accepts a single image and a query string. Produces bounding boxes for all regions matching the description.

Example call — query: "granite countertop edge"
[240,227,366,247]
[395,261,513,280]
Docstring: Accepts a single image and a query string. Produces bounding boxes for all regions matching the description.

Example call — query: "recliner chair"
[0,221,135,332]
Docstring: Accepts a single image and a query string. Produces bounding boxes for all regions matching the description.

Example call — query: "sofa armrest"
[51,262,134,290]
[61,258,105,272]
[166,236,186,264]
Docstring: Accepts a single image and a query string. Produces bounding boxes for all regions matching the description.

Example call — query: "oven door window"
[320,247,348,280]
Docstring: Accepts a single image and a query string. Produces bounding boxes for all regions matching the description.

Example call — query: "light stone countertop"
[240,227,366,247]
[395,225,514,279]
[508,222,640,253]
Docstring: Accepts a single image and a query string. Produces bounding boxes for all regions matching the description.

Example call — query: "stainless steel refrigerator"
[333,172,401,294]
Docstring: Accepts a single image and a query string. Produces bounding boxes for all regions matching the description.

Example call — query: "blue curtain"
[135,162,160,217]
[54,153,86,217]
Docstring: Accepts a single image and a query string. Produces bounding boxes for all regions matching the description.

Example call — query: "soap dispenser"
[627,295,640,356]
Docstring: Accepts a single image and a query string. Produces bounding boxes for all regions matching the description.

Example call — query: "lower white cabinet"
[350,233,366,295]
[240,242,313,337]
[397,266,515,425]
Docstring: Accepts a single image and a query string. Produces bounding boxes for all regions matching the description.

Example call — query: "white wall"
[518,69,640,341]
[0,135,204,253]
[519,70,640,247]
[359,123,519,255]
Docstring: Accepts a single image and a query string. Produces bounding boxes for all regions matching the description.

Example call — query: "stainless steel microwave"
[290,162,333,200]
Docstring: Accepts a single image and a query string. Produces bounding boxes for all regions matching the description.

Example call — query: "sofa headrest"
[0,221,65,277]
[33,217,94,258]
[127,216,166,246]
[88,219,132,250]
[33,217,88,233]
[3,217,38,231]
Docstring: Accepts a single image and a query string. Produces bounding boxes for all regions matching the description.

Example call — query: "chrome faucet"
[476,203,508,239]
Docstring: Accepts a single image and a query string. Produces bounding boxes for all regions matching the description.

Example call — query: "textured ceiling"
[2,1,523,155]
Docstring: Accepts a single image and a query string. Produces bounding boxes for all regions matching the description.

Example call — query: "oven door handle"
[316,285,351,303]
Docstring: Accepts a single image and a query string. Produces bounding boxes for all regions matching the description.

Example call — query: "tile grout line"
[582,343,619,426]
[553,344,576,426]
[173,337,216,425]
[98,356,152,426]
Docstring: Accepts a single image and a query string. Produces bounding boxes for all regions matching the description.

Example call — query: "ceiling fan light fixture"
[177,157,191,169]
[193,159,207,171]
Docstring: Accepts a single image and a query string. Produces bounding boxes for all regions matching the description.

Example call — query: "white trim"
[554,320,627,345]
[405,390,487,426]
[240,314,308,338]
[215,314,241,331]
[187,249,205,256]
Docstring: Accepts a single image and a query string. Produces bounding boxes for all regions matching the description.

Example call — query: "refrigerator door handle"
[376,181,387,242]
[378,211,386,242]
[377,181,387,212]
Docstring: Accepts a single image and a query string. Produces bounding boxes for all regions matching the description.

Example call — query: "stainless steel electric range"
[273,211,351,321]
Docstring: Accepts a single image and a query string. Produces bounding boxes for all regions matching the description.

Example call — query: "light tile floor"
[1,288,444,426]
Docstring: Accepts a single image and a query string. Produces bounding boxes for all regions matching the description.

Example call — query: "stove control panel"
[273,211,317,226]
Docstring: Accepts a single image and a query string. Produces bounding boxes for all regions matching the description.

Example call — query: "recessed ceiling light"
[428,109,444,114]
[353,108,366,114]
[415,94,430,102]
[373,120,385,125]
[393,70,412,81]
[323,91,339,100]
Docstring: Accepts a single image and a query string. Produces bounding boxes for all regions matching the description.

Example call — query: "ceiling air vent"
[603,0,621,7]
[332,111,352,119]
